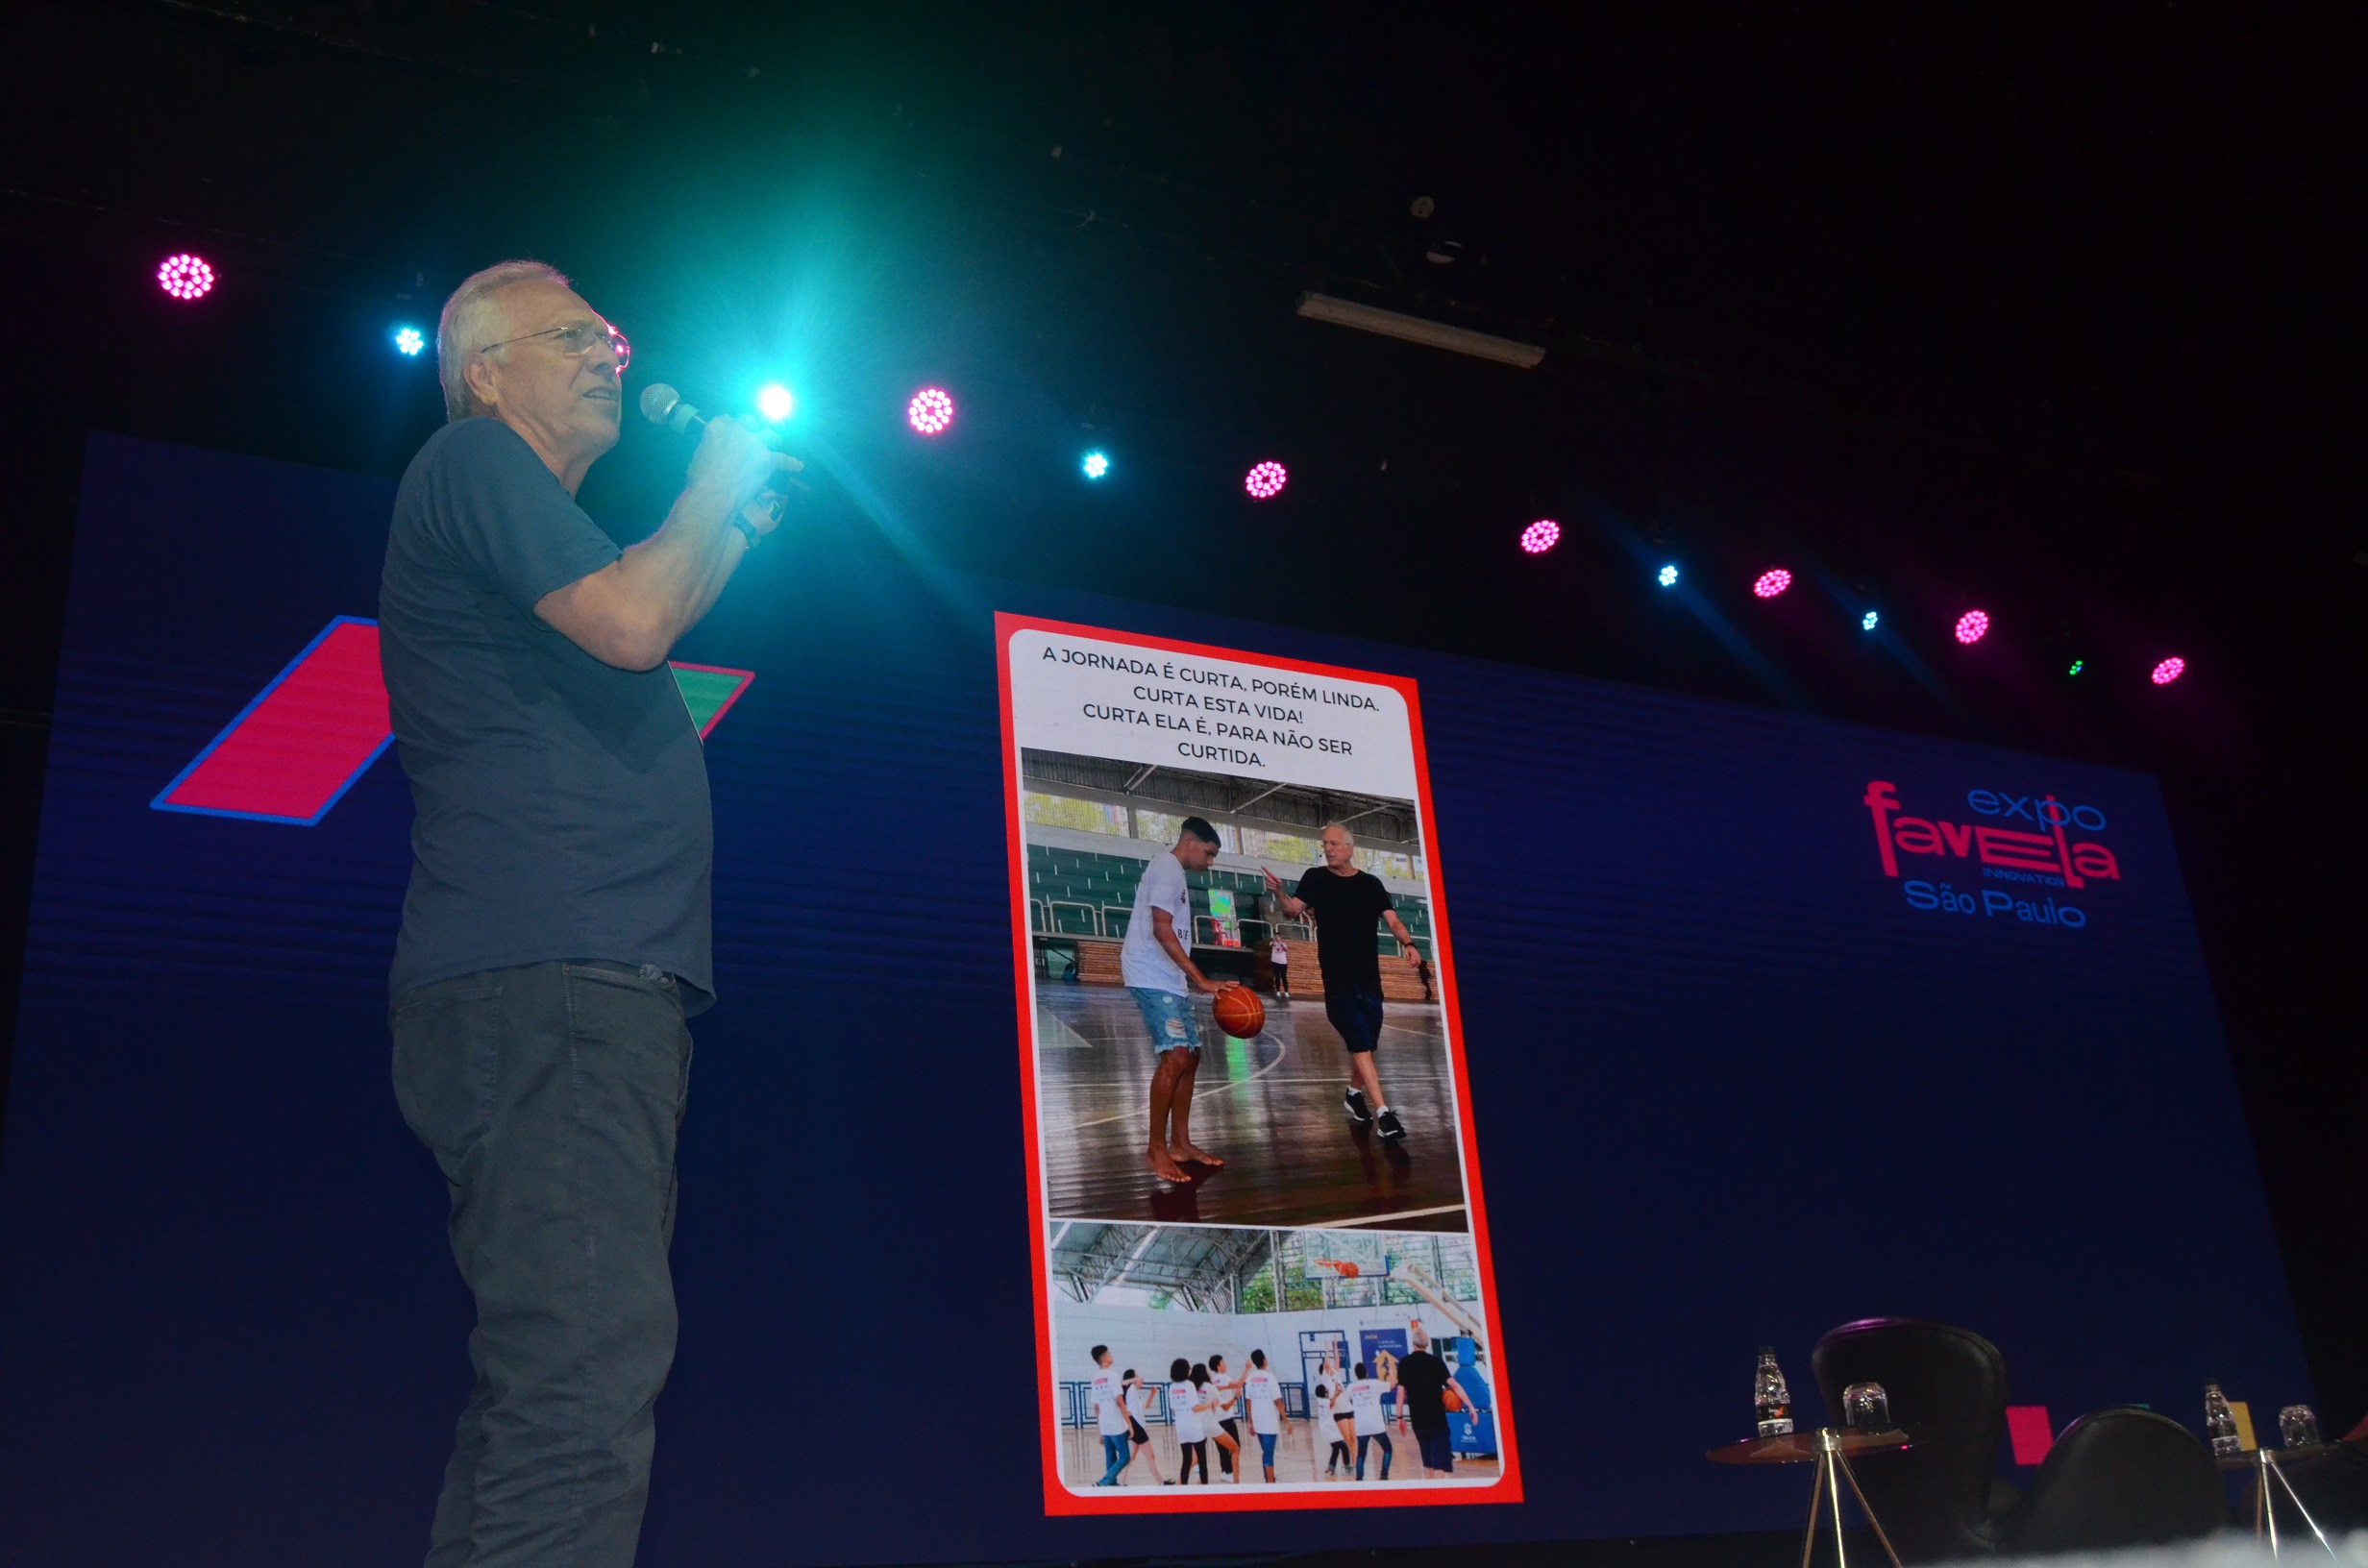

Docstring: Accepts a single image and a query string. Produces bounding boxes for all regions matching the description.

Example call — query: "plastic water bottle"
[2204,1383,2240,1457]
[1756,1347,1795,1437]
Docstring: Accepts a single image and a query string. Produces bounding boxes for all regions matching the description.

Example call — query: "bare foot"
[1172,1141,1226,1168]
[1147,1147,1190,1183]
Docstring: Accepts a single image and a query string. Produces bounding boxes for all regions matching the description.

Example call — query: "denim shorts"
[1129,986,1200,1056]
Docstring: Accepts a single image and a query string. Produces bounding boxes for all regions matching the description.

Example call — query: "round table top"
[2216,1443,2337,1471]
[1706,1428,1912,1465]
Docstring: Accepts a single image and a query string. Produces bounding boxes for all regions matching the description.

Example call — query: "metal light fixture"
[1295,292,1544,369]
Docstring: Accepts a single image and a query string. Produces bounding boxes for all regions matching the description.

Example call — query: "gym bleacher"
[1026,842,1430,949]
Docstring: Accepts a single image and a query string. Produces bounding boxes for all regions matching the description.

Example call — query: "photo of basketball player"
[1019,748,1468,1232]
[1118,816,1227,1185]
[1263,822,1426,1141]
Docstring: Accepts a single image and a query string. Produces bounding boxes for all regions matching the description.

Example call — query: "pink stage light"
[1955,609,1990,645]
[1519,519,1561,554]
[1244,460,1288,500]
[158,253,215,301]
[906,386,955,435]
[2151,656,2186,686]
[1752,568,1792,599]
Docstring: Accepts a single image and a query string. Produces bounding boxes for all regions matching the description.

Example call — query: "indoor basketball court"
[1035,988,1468,1230]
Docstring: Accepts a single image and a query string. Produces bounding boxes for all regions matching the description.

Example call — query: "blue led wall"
[0,434,2305,1565]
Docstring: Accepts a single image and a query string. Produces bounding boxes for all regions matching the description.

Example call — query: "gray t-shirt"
[379,417,713,1004]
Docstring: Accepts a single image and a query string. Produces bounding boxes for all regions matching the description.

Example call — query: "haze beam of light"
[1797,555,1990,738]
[799,432,990,630]
[1587,504,1807,709]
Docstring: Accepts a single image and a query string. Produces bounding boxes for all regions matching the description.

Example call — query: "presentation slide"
[0,434,2307,1567]
[1001,616,1516,1508]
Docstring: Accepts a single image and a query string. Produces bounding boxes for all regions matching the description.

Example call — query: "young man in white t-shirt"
[1207,1352,1244,1481]
[1268,933,1291,1000]
[1119,819,1224,1185]
[1346,1361,1394,1481]
[1241,1348,1287,1482]
[1089,1344,1132,1486]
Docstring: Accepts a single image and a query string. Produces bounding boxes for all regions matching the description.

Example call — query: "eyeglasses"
[478,319,630,373]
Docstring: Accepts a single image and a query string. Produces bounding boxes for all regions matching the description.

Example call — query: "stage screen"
[0,433,2306,1566]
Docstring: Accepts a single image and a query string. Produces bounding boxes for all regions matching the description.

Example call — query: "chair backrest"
[1813,1318,2010,1562]
[2003,1408,2224,1556]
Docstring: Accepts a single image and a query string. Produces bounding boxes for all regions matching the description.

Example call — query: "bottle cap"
[1758,1346,1777,1357]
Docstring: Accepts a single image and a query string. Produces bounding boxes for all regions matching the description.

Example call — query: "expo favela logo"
[1862,780,2121,931]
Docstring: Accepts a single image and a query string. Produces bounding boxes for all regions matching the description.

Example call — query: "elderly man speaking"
[380,259,789,1568]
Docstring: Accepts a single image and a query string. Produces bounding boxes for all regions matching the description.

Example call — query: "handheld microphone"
[638,383,806,503]
[637,382,709,435]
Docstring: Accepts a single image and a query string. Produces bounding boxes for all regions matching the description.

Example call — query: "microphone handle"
[660,398,803,501]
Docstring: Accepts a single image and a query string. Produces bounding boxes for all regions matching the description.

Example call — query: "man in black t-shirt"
[1263,823,1425,1139]
[382,259,794,1568]
[1393,1325,1458,1477]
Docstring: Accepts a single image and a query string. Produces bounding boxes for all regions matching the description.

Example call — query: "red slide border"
[996,611,1521,1516]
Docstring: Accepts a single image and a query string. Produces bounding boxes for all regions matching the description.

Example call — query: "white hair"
[436,259,571,422]
[1322,822,1356,845]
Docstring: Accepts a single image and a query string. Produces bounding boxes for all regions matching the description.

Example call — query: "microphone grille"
[638,383,680,426]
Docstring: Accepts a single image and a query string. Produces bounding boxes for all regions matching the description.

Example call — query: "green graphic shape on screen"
[668,663,755,740]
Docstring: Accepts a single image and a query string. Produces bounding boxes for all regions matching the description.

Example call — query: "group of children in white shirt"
[1089,1344,1404,1485]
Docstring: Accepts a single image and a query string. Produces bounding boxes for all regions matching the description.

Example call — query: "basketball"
[1211,984,1265,1040]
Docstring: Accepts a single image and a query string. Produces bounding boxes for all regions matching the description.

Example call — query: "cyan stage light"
[1657,563,1680,587]
[756,382,795,422]
[1081,450,1110,479]
[1862,609,1881,632]
[393,327,426,356]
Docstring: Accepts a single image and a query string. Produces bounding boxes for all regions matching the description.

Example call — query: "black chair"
[1997,1408,2225,1556]
[1812,1318,2014,1563]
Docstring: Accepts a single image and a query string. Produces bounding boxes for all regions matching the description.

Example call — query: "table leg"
[2262,1451,2282,1556]
[2265,1454,2338,1558]
[1834,1450,1905,1568]
[2253,1452,2267,1542]
[1799,1444,1828,1568]
[1826,1443,1850,1568]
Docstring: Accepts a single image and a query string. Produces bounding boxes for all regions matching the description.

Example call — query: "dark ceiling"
[3,0,2363,1427]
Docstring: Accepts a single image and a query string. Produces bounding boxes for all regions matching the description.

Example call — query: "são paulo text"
[1904,880,2087,928]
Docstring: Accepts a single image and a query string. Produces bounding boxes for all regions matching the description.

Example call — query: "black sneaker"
[1344,1087,1373,1124]
[1375,1108,1407,1140]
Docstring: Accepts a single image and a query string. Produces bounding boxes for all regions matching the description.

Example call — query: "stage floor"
[1033,987,1468,1231]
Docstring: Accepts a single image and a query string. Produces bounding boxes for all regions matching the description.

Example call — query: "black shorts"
[1416,1423,1455,1471]
[1324,989,1385,1054]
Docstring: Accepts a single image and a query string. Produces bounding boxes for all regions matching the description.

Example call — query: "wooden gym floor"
[1033,988,1469,1231]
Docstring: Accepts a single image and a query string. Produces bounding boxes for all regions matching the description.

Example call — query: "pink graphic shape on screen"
[153,617,393,824]
[2006,1406,2055,1465]
[155,618,757,824]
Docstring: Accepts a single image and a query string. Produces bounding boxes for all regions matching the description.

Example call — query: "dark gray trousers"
[392,960,692,1568]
